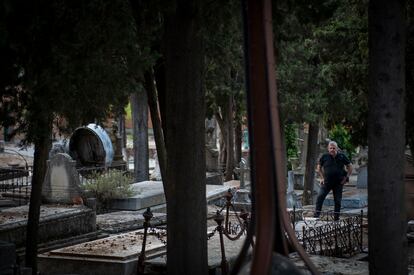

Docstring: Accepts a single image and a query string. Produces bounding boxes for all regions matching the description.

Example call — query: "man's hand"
[319,179,325,186]
[340,176,347,185]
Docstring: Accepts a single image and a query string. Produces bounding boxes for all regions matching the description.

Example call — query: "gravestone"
[286,171,300,208]
[356,165,367,189]
[42,153,82,204]
[206,146,219,172]
[205,172,222,185]
[234,158,250,189]
[205,118,219,172]
[150,152,162,181]
[293,172,304,190]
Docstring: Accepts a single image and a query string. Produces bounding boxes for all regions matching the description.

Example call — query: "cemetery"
[0,1,412,275]
[0,126,379,275]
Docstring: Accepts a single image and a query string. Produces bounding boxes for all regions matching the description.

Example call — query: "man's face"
[328,144,338,156]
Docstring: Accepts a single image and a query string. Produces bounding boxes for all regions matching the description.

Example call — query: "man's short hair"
[328,141,338,148]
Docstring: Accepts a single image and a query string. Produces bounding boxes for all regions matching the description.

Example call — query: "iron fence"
[295,210,364,257]
[0,166,32,206]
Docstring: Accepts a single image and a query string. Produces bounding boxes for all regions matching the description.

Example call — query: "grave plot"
[0,204,96,248]
[38,229,166,275]
[292,210,364,258]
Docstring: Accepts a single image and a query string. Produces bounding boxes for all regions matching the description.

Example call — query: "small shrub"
[82,170,136,211]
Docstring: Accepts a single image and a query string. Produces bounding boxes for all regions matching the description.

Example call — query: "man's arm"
[341,163,353,184]
[345,163,353,178]
[316,164,324,185]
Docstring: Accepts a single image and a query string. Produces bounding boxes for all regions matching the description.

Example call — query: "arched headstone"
[42,153,82,204]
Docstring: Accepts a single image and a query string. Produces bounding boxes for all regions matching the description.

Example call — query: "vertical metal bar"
[137,208,153,274]
[360,210,363,252]
[225,189,232,232]
[292,205,296,228]
[214,211,229,275]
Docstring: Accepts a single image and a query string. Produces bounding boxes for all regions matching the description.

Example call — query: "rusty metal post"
[137,207,153,274]
[292,205,296,228]
[360,210,363,252]
[225,189,233,232]
[214,211,229,275]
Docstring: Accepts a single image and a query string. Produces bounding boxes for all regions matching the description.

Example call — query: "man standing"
[314,141,353,220]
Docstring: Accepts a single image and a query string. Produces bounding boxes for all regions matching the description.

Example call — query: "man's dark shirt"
[319,152,351,184]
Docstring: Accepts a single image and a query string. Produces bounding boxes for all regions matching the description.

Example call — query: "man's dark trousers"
[314,181,343,220]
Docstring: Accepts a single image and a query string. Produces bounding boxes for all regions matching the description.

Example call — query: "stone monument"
[42,153,82,204]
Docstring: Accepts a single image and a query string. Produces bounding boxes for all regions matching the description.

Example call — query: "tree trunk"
[144,70,167,186]
[154,59,167,141]
[130,90,149,182]
[302,122,319,205]
[225,96,235,181]
[25,120,52,274]
[235,119,242,166]
[216,112,227,171]
[368,1,407,274]
[407,3,414,159]
[163,1,207,274]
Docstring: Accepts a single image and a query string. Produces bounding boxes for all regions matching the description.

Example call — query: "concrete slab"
[38,229,165,275]
[97,211,166,233]
[109,181,165,211]
[109,180,244,211]
[39,224,247,275]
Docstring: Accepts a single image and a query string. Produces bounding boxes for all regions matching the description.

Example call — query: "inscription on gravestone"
[42,153,82,204]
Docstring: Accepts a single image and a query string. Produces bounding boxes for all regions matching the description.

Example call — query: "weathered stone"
[97,211,167,233]
[0,205,96,248]
[42,153,82,204]
[356,165,367,189]
[109,181,165,211]
[205,172,222,185]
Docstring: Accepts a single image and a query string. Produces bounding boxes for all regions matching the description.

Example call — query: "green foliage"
[0,0,161,142]
[275,0,368,147]
[285,123,299,159]
[82,170,136,210]
[204,0,245,121]
[328,125,356,159]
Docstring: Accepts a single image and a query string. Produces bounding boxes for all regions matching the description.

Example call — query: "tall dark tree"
[204,0,245,180]
[163,0,207,274]
[407,0,414,157]
[1,1,140,273]
[368,1,407,274]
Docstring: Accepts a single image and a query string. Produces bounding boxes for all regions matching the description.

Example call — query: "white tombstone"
[42,153,82,204]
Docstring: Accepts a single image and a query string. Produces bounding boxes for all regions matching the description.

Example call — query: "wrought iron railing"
[0,166,32,206]
[294,210,364,258]
[137,189,250,275]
